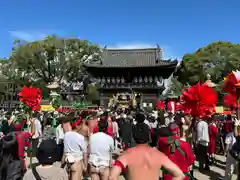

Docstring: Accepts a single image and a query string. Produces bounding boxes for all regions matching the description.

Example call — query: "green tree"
[86,83,100,102]
[175,41,240,105]
[9,35,101,88]
[176,41,240,85]
[0,59,18,102]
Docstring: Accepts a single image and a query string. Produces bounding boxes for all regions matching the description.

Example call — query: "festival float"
[108,92,137,110]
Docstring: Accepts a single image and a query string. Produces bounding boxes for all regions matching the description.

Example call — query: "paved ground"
[25,154,237,180]
[192,154,237,180]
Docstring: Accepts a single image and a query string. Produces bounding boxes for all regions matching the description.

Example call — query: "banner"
[215,106,224,113]
[40,105,55,111]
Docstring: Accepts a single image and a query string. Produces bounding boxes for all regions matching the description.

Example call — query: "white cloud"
[106,43,180,60]
[9,31,47,42]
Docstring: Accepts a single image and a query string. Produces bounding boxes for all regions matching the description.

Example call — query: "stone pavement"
[25,154,237,180]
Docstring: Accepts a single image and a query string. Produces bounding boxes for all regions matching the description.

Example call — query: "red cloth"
[158,136,195,180]
[208,123,218,155]
[71,118,82,127]
[15,132,32,170]
[113,160,125,171]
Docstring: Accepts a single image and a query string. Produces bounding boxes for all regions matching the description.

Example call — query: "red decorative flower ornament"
[180,82,217,118]
[224,93,237,109]
[224,71,240,95]
[156,101,165,110]
[18,86,43,111]
[223,71,240,109]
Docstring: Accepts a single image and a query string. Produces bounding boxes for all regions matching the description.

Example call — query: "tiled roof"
[84,48,178,68]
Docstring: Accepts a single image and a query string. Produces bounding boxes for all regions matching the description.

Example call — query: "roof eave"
[83,61,178,69]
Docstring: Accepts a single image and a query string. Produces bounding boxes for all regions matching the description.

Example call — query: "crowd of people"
[0,107,239,180]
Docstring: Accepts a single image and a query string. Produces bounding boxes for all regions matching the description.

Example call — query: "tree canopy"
[175,41,240,85]
[8,35,101,89]
[170,41,240,104]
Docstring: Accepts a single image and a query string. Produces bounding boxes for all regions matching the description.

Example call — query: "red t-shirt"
[15,132,32,170]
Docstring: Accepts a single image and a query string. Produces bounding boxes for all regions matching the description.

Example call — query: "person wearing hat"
[157,123,195,180]
[109,122,185,180]
[23,139,68,180]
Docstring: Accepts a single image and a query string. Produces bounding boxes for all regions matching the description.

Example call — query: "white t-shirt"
[89,132,114,166]
[56,124,64,144]
[64,131,86,159]
[197,120,209,146]
[225,132,236,149]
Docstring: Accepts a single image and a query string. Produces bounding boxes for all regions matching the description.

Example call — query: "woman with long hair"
[0,134,22,180]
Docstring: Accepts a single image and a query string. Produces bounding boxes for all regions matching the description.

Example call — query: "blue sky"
[0,0,240,60]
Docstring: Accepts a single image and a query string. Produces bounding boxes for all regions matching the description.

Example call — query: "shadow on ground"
[199,169,223,180]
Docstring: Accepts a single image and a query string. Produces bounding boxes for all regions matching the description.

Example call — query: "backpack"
[5,160,23,180]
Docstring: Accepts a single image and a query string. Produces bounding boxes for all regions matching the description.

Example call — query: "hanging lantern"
[121,77,125,84]
[134,77,138,83]
[116,77,120,84]
[97,77,101,83]
[139,77,143,83]
[112,77,115,84]
[102,77,106,83]
[158,77,164,86]
[149,76,153,83]
[144,76,148,83]
[154,76,158,82]
[107,77,111,83]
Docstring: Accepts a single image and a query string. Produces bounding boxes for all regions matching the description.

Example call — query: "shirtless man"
[109,122,185,180]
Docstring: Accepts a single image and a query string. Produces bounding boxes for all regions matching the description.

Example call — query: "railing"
[0,101,19,109]
[99,83,164,89]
